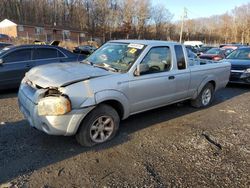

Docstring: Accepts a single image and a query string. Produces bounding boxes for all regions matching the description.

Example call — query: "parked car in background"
[219,43,245,49]
[224,47,250,84]
[186,45,215,57]
[184,41,204,48]
[199,48,226,61]
[197,46,214,56]
[0,45,86,90]
[0,34,11,42]
[185,45,199,54]
[0,42,12,50]
[186,48,198,59]
[224,48,235,56]
[220,44,245,56]
[18,40,230,146]
[73,45,97,55]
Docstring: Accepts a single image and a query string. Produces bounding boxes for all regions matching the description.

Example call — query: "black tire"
[76,104,120,147]
[191,83,214,108]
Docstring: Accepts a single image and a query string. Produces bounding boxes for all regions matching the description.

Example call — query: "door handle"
[168,76,175,80]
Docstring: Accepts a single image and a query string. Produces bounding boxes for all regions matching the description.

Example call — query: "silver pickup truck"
[18,40,231,146]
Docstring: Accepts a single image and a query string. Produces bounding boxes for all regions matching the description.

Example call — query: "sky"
[153,0,250,20]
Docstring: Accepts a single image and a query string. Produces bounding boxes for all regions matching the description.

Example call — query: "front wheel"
[76,104,120,147]
[191,83,215,108]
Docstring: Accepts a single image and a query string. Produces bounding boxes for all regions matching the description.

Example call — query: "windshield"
[226,48,250,60]
[206,48,221,55]
[85,42,145,72]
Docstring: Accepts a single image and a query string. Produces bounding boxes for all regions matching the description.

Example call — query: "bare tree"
[0,0,249,44]
[151,4,173,39]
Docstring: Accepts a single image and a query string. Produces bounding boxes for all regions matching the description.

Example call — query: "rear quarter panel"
[189,62,231,99]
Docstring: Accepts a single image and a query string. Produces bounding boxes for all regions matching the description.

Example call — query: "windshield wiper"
[93,63,119,72]
[82,60,119,72]
[81,60,93,66]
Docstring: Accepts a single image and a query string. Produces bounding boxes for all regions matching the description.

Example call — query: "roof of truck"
[108,40,181,46]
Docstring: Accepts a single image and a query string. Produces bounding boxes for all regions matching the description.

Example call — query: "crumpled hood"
[26,62,112,88]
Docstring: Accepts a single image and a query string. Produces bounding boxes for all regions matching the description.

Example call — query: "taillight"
[213,56,222,61]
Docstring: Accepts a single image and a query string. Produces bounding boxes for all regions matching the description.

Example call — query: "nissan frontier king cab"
[18,40,231,146]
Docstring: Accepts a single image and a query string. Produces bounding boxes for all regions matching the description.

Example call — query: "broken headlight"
[38,96,71,116]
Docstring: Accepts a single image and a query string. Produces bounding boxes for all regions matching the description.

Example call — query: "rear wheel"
[76,104,120,147]
[191,83,214,108]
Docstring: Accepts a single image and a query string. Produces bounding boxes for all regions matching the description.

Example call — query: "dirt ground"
[0,84,249,188]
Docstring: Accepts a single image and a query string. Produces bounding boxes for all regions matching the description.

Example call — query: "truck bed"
[188,58,231,97]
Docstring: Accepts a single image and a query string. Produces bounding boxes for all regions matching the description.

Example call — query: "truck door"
[0,48,32,89]
[129,46,177,113]
[171,45,191,100]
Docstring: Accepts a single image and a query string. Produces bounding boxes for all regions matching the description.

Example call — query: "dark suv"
[0,45,86,90]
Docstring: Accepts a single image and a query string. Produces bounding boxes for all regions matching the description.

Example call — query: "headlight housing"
[38,96,71,116]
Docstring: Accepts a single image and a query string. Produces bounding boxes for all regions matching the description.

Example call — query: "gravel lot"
[0,85,249,188]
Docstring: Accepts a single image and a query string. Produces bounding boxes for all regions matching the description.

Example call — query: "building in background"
[0,19,87,44]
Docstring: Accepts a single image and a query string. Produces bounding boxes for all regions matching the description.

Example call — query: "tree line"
[0,0,249,44]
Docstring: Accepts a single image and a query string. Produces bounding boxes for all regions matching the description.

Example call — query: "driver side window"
[140,47,171,75]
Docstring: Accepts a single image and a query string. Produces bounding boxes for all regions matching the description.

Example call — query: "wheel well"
[208,80,216,89]
[100,100,124,119]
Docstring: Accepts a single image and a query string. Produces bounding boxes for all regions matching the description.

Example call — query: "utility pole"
[54,0,57,27]
[53,0,57,41]
[179,7,187,43]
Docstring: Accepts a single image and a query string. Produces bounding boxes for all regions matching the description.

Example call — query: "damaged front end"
[18,77,95,136]
[37,89,72,116]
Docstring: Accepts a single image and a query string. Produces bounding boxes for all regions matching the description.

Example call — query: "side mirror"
[134,64,149,76]
[0,59,3,65]
[134,65,140,76]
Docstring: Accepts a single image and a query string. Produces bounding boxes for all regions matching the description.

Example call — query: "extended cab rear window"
[174,45,186,70]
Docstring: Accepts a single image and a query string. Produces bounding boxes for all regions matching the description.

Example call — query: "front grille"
[20,82,40,103]
[230,72,242,78]
[18,90,33,117]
